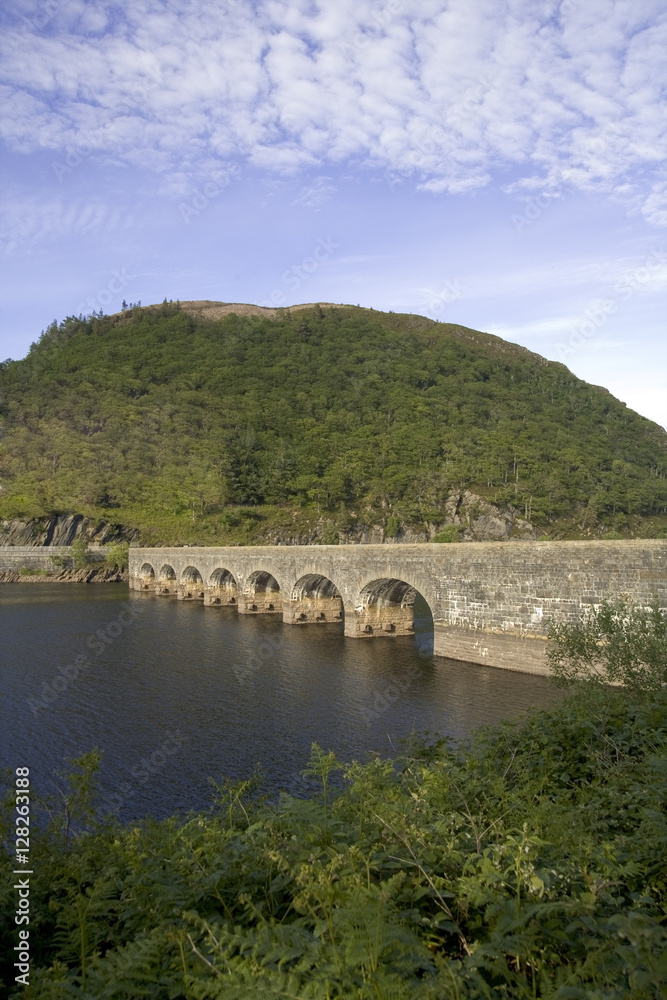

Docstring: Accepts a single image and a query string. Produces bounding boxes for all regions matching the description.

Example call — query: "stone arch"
[138,562,155,591]
[285,573,344,625]
[205,567,238,607]
[178,565,205,601]
[349,577,432,637]
[157,563,177,595]
[239,570,282,614]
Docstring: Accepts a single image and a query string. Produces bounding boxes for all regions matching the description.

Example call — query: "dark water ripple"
[0,584,561,821]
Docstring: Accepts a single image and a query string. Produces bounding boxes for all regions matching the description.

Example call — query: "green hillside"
[1,301,665,544]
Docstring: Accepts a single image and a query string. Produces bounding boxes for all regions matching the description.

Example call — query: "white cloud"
[0,0,665,221]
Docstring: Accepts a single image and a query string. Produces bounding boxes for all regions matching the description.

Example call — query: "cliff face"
[0,514,138,546]
[263,492,538,545]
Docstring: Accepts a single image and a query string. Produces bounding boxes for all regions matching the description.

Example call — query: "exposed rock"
[0,566,126,583]
[260,492,538,546]
[438,491,538,542]
[0,515,138,546]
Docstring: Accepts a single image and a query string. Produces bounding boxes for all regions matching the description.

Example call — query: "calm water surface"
[1,583,561,820]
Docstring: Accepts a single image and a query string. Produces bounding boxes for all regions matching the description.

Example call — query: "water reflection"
[0,584,561,821]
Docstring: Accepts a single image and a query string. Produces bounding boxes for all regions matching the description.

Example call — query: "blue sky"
[1,0,666,427]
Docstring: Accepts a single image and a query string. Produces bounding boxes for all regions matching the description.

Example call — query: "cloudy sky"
[1,0,666,426]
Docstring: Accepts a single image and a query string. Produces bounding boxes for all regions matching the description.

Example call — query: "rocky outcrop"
[261,492,537,545]
[0,566,126,583]
[439,491,538,542]
[0,515,138,546]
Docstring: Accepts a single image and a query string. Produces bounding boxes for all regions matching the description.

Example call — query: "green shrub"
[385,515,400,538]
[70,536,91,569]
[432,524,461,543]
[320,522,339,545]
[547,595,667,693]
[103,541,129,571]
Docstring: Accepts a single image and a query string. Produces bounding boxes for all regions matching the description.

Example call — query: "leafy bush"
[385,515,400,538]
[432,524,461,542]
[547,595,667,693]
[103,541,129,571]
[70,536,92,569]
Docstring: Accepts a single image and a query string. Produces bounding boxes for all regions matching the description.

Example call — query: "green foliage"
[547,595,667,693]
[69,537,91,569]
[320,522,340,545]
[385,515,400,538]
[1,693,666,997]
[0,303,665,543]
[102,541,129,571]
[432,525,461,542]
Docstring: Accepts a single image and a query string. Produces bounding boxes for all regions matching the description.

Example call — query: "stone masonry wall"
[129,541,666,675]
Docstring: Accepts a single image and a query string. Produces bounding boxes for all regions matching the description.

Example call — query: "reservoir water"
[1,583,561,821]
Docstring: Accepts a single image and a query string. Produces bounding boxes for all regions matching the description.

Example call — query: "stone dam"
[128,540,666,675]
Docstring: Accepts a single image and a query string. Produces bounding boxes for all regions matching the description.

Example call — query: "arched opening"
[285,574,344,625]
[239,571,282,615]
[138,562,155,591]
[157,564,177,596]
[178,565,205,601]
[205,568,238,607]
[349,578,432,639]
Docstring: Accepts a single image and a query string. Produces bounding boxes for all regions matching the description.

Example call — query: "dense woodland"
[1,302,665,544]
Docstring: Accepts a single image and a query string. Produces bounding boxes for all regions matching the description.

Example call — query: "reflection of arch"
[178,565,204,600]
[351,578,425,637]
[239,571,282,614]
[286,574,344,625]
[157,564,177,595]
[206,567,238,606]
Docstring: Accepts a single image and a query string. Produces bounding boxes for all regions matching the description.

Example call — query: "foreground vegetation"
[1,600,666,998]
[1,302,666,544]
[1,691,665,998]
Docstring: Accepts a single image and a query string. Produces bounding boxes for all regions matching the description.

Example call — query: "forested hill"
[1,301,665,545]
